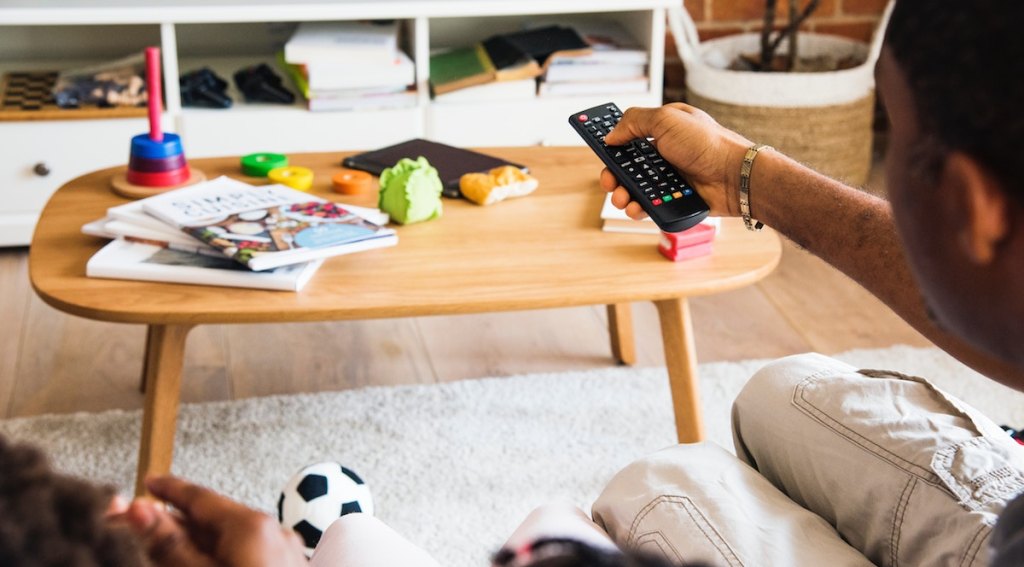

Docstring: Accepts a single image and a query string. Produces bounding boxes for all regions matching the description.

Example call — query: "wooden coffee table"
[29,147,781,494]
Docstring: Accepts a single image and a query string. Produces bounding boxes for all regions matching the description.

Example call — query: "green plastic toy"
[378,157,443,225]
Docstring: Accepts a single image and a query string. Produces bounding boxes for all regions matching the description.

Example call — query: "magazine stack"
[82,177,396,291]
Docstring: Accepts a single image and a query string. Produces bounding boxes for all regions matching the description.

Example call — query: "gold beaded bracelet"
[739,144,772,231]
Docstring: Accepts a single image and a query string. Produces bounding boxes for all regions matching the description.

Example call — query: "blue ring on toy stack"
[129,154,187,173]
[130,132,184,159]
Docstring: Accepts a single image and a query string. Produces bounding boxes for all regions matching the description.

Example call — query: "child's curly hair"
[0,435,146,567]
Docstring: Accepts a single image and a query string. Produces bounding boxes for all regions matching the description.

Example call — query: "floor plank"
[224,319,435,399]
[9,293,147,417]
[756,239,931,353]
[418,307,616,382]
[0,249,30,418]
[179,325,233,404]
[625,284,814,367]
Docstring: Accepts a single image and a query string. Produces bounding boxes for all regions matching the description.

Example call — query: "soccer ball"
[278,462,374,554]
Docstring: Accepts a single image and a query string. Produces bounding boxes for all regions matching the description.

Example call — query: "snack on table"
[378,157,443,225]
[459,165,538,206]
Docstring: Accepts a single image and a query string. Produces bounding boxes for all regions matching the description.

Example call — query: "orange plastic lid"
[332,168,374,195]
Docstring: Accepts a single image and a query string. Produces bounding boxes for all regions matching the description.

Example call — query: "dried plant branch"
[762,0,823,71]
[760,0,779,69]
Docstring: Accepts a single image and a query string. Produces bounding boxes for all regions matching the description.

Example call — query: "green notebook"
[429,44,496,95]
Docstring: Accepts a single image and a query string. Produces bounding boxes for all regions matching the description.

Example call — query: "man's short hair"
[0,435,145,566]
[886,0,1024,201]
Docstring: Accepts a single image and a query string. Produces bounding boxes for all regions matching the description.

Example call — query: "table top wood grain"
[29,146,781,325]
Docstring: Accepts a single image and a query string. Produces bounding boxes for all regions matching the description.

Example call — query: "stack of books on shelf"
[282,21,417,112]
[428,22,649,101]
[428,32,542,103]
[538,22,649,97]
[82,177,396,291]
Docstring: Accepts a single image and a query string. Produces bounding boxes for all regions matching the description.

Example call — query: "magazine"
[140,177,398,271]
[86,239,322,291]
[83,216,224,258]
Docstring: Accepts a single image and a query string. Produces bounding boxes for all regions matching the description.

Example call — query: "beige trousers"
[593,353,1024,567]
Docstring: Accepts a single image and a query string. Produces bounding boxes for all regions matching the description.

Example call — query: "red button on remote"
[653,198,663,206]
[578,114,588,122]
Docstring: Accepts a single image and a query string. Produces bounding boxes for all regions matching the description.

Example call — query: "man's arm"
[603,104,1022,387]
[749,149,1021,386]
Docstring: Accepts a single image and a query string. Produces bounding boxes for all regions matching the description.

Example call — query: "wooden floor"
[0,161,932,419]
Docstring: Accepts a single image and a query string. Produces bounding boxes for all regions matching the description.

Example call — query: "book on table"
[86,239,323,291]
[140,177,397,272]
[600,193,719,235]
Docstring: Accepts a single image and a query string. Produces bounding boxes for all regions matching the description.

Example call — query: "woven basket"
[668,2,894,186]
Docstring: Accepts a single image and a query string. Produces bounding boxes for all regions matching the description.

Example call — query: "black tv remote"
[569,103,709,233]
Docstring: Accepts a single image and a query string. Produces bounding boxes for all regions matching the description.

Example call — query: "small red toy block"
[658,223,716,262]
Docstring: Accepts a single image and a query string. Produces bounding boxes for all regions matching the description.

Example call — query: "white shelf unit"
[0,0,673,246]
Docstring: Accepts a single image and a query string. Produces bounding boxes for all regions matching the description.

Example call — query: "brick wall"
[664,0,888,101]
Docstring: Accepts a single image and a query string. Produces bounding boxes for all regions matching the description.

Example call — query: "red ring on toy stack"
[126,166,192,187]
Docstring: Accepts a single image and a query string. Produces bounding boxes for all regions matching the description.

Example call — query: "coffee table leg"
[139,325,156,393]
[654,297,705,443]
[135,324,193,496]
[606,303,636,365]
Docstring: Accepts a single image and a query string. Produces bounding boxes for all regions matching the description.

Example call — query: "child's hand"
[122,476,307,567]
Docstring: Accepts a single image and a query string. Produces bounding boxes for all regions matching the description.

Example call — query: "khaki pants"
[593,353,1024,567]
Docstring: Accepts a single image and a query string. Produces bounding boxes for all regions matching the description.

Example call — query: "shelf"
[0,0,676,25]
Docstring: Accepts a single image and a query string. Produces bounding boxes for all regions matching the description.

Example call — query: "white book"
[431,78,537,103]
[544,62,647,83]
[87,239,322,291]
[285,21,399,66]
[305,51,415,91]
[308,89,418,112]
[141,177,397,272]
[600,193,719,234]
[538,77,649,97]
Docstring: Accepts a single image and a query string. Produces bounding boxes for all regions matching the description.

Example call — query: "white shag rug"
[2,345,1023,566]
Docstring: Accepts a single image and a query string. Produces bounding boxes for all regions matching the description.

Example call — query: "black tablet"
[342,138,528,198]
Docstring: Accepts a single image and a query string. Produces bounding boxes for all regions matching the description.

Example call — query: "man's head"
[880,0,1024,367]
[0,436,145,567]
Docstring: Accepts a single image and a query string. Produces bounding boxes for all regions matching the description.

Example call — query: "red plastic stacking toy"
[123,46,192,188]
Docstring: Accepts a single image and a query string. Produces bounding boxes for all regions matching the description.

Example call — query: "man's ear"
[942,152,1010,265]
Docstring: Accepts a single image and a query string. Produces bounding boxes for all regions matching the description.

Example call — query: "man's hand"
[121,476,307,567]
[600,103,753,220]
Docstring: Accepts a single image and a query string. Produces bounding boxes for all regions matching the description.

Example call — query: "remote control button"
[663,195,673,202]
[653,198,663,206]
[673,191,683,199]
[683,188,694,196]
[578,114,588,122]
